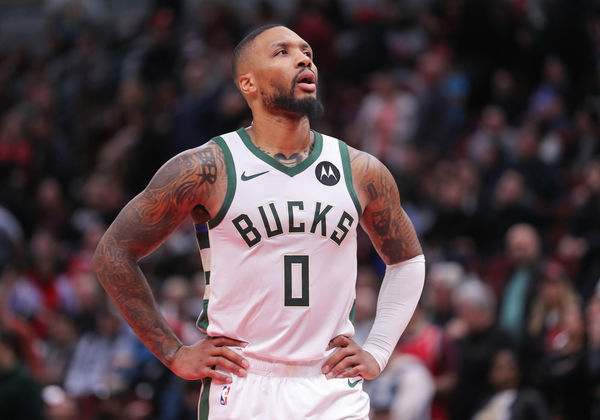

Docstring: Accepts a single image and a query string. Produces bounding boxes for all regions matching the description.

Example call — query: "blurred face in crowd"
[418,51,448,84]
[97,311,121,338]
[355,285,377,323]
[506,224,540,265]
[515,129,538,159]
[183,58,210,94]
[48,313,78,345]
[584,161,600,193]
[494,171,525,207]
[540,264,567,307]
[544,56,568,86]
[489,350,519,391]
[237,26,323,119]
[430,276,455,314]
[481,106,506,134]
[456,299,493,333]
[0,341,12,372]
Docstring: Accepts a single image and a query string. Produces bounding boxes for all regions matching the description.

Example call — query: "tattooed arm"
[350,148,422,263]
[93,142,248,383]
[322,147,424,379]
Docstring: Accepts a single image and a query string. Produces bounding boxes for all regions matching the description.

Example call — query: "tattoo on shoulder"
[127,143,225,236]
[367,183,378,201]
[197,149,218,185]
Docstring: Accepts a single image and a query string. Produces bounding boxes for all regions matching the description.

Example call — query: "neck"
[247,114,312,156]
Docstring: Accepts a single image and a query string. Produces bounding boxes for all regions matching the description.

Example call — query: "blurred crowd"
[0,0,600,419]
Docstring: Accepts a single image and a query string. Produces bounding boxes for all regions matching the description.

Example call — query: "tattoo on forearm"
[351,149,422,263]
[95,239,183,365]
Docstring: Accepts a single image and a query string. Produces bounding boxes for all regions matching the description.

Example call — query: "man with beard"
[93,24,425,419]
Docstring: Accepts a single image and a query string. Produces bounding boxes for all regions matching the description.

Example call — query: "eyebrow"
[271,41,312,51]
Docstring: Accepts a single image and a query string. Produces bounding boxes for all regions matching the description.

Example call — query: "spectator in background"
[0,268,43,378]
[424,159,480,264]
[172,57,226,155]
[567,108,599,169]
[63,306,138,407]
[526,261,580,359]
[0,109,33,180]
[159,275,203,346]
[352,71,418,174]
[559,160,600,301]
[413,49,454,155]
[0,109,35,235]
[30,111,74,187]
[534,300,590,419]
[42,384,79,420]
[39,311,78,386]
[353,265,379,346]
[524,261,588,417]
[467,106,515,170]
[473,348,549,420]
[396,302,458,420]
[529,56,571,122]
[447,279,513,420]
[0,329,44,420]
[0,205,24,272]
[495,224,544,345]
[425,261,465,328]
[510,126,557,204]
[586,283,600,419]
[138,8,179,88]
[35,178,71,237]
[476,171,539,256]
[489,69,525,126]
[369,354,435,420]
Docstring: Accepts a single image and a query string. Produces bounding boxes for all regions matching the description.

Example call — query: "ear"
[238,73,257,95]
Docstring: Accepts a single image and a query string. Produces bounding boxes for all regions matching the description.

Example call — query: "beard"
[262,79,324,120]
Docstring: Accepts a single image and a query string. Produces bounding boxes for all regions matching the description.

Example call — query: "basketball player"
[93,24,425,419]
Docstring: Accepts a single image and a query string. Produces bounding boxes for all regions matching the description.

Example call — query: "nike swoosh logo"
[348,378,362,388]
[241,170,269,181]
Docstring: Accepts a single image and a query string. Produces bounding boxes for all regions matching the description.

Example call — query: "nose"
[296,51,312,68]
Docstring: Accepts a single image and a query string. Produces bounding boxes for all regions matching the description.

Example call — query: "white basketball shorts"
[197,353,370,419]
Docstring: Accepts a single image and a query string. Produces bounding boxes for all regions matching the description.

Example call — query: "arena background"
[0,0,599,419]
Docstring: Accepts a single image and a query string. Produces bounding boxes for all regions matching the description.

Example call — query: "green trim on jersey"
[349,299,356,324]
[338,140,362,219]
[198,377,211,420]
[236,127,323,177]
[196,298,209,331]
[208,136,237,229]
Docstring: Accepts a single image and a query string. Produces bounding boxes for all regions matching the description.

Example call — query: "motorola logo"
[315,161,340,186]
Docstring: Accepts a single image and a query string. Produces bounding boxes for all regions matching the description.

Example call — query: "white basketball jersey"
[195,128,362,362]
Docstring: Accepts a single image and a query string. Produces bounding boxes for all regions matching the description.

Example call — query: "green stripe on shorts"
[199,377,211,420]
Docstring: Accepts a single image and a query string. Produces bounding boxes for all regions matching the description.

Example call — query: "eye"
[304,50,312,58]
[275,49,288,56]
